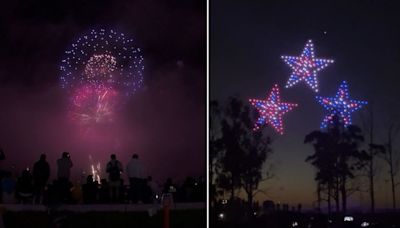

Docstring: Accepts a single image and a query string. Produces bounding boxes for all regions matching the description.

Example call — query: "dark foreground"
[4,209,205,228]
[211,210,400,228]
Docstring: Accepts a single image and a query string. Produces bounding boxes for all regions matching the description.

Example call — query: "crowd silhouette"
[0,151,205,205]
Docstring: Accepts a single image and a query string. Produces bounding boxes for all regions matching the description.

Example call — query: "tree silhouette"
[359,105,385,213]
[305,115,369,213]
[216,97,272,210]
[305,128,338,213]
[241,127,271,208]
[384,122,400,210]
[381,106,400,210]
[210,100,223,206]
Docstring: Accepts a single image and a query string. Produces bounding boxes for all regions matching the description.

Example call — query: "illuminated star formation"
[281,40,334,92]
[60,28,144,96]
[249,84,298,134]
[316,81,367,129]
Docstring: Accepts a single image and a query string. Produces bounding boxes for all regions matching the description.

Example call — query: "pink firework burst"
[70,84,119,126]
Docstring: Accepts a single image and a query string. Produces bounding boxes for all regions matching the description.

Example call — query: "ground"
[3,209,205,228]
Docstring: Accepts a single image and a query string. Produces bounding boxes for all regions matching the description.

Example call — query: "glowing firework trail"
[89,155,101,183]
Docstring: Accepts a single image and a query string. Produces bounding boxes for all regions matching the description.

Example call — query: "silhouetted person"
[82,175,98,204]
[33,154,50,204]
[141,176,154,203]
[297,203,302,212]
[126,154,145,203]
[0,147,6,203]
[99,179,109,203]
[16,169,34,204]
[163,178,175,193]
[1,171,16,203]
[118,179,126,203]
[0,147,5,161]
[147,176,159,203]
[106,154,123,203]
[71,181,83,204]
[43,180,60,205]
[181,177,195,202]
[57,152,73,203]
[57,152,73,181]
[194,176,205,202]
[162,178,177,201]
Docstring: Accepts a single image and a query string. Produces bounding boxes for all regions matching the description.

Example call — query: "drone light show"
[249,84,298,134]
[281,40,334,92]
[316,81,367,129]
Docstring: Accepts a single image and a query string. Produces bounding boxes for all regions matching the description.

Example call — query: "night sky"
[0,0,205,185]
[211,0,400,209]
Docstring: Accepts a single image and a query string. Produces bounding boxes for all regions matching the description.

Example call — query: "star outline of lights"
[316,80,367,129]
[249,84,298,134]
[281,39,334,92]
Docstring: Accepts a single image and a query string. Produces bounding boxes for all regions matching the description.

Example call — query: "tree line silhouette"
[211,96,400,222]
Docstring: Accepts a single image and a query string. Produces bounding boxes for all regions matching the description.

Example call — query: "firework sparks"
[60,28,144,96]
[60,28,144,126]
[84,54,117,82]
[70,84,119,125]
[89,155,101,183]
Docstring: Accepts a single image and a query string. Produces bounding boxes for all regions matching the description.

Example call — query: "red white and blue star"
[249,84,298,134]
[316,81,367,129]
[281,40,334,92]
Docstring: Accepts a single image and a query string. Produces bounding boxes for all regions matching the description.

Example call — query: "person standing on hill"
[126,154,145,203]
[57,152,73,181]
[32,154,50,204]
[106,154,123,203]
[56,152,73,203]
